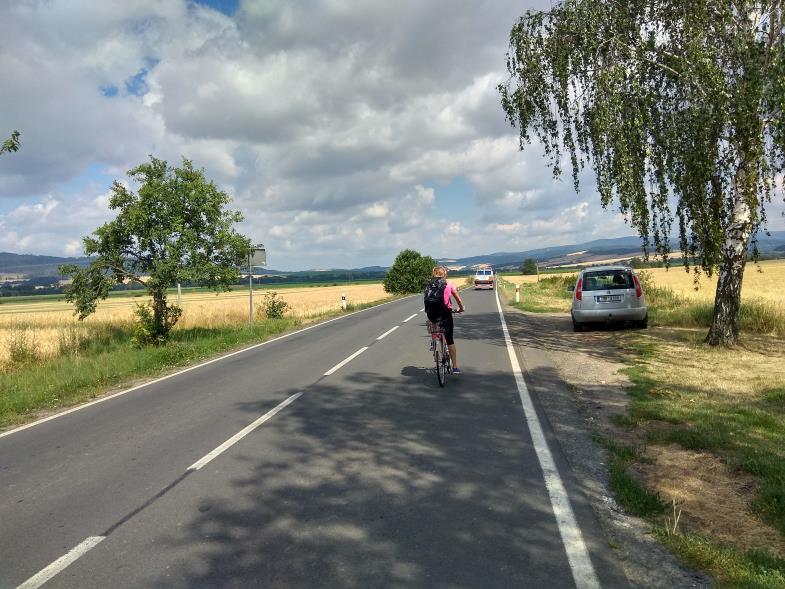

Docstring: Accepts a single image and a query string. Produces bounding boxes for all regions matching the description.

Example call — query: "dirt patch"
[632,444,785,557]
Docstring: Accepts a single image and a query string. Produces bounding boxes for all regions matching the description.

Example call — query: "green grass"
[593,434,667,517]
[657,532,785,588]
[0,318,299,427]
[497,275,575,313]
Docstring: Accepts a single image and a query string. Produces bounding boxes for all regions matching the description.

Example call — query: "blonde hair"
[432,265,448,278]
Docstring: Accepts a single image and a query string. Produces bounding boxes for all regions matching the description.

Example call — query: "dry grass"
[0,283,386,367]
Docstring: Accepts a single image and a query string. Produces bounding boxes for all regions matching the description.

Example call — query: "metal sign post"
[248,244,266,327]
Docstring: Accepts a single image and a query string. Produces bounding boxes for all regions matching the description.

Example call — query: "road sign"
[249,244,266,268]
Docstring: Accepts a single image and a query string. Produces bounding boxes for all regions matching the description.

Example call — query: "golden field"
[0,283,387,366]
[504,258,785,304]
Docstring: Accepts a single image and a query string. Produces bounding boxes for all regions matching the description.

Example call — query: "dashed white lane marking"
[17,536,105,589]
[403,313,418,322]
[376,326,399,340]
[323,347,368,376]
[188,392,303,471]
[0,294,419,440]
[494,290,601,589]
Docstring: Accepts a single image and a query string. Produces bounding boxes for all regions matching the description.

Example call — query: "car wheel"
[637,314,649,329]
[572,313,583,332]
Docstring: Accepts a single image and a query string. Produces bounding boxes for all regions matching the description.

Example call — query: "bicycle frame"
[428,320,452,387]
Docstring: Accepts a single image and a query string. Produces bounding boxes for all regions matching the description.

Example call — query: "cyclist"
[424,266,465,374]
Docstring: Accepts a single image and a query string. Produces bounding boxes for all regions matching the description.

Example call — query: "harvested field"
[0,283,387,367]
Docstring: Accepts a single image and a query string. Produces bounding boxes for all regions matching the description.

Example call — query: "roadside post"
[248,244,267,326]
[515,284,520,303]
[341,292,347,310]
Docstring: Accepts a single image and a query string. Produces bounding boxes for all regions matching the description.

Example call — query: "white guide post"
[515,284,520,303]
[341,292,347,310]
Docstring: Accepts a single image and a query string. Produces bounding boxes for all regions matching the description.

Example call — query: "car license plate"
[596,295,622,302]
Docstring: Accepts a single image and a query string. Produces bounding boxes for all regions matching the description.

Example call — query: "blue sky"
[2,1,780,270]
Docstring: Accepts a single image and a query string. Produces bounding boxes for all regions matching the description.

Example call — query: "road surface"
[1,288,629,588]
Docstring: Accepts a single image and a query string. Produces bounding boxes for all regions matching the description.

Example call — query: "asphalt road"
[1,288,629,588]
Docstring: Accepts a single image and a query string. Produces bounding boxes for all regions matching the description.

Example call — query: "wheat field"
[0,283,387,366]
[504,259,785,303]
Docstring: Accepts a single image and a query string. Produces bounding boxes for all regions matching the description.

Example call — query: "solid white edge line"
[403,313,418,322]
[376,325,399,340]
[323,347,368,376]
[188,392,303,471]
[17,536,105,589]
[0,294,420,440]
[494,290,601,589]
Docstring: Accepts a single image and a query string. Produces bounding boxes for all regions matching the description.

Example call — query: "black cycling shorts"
[440,310,454,345]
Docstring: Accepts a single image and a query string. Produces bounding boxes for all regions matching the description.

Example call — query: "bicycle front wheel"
[435,348,446,387]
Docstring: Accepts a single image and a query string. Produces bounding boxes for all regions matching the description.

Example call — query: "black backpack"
[423,277,448,321]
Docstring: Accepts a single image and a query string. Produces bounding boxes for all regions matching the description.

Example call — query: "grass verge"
[497,274,575,313]
[0,294,404,429]
[611,330,785,586]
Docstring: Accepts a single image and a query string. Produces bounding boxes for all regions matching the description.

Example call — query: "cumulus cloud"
[0,0,725,270]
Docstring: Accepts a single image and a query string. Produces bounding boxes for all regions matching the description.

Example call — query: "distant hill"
[2,230,784,282]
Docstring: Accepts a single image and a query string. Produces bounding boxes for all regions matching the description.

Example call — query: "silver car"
[570,265,648,331]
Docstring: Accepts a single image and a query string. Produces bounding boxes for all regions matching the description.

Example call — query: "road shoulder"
[500,297,711,589]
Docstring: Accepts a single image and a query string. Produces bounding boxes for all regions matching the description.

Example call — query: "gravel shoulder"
[501,299,711,588]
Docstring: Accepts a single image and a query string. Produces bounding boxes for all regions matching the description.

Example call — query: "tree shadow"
[145,365,589,588]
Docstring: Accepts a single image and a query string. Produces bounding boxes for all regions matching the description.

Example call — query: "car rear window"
[582,270,634,291]
[477,270,492,275]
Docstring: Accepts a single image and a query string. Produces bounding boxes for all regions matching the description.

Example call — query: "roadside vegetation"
[500,261,785,586]
[0,287,399,429]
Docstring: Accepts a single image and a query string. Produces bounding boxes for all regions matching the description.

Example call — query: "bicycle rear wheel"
[435,347,446,387]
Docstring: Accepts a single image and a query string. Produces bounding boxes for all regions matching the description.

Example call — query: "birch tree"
[499,0,785,346]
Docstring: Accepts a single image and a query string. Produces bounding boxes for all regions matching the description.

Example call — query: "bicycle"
[427,310,460,387]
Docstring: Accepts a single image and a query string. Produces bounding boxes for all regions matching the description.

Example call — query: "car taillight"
[575,278,583,301]
[632,275,643,298]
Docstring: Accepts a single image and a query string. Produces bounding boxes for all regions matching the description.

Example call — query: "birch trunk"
[705,172,753,346]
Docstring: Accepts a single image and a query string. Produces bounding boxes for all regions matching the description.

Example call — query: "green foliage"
[60,156,251,342]
[499,1,785,344]
[258,291,289,319]
[383,249,437,294]
[521,258,539,275]
[1,130,20,155]
[132,302,183,346]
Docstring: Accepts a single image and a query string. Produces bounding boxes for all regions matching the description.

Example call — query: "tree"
[60,156,251,343]
[383,249,437,294]
[521,258,539,275]
[1,130,20,155]
[498,1,785,346]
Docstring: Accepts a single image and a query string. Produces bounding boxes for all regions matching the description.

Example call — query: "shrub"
[132,302,182,346]
[58,325,89,356]
[521,258,539,275]
[259,291,288,319]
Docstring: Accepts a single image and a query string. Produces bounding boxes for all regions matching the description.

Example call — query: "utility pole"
[248,244,267,327]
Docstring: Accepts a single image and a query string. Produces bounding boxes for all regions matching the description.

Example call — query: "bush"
[132,302,182,346]
[258,291,288,319]
[383,249,436,294]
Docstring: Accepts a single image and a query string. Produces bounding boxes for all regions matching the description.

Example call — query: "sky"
[1,1,782,270]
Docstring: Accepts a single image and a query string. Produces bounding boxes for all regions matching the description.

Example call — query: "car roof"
[580,265,632,273]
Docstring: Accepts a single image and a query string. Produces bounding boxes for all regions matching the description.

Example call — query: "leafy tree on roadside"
[521,258,538,275]
[383,249,437,294]
[60,156,251,344]
[499,1,785,346]
[1,131,20,155]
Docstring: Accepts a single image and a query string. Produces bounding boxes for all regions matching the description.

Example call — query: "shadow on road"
[147,364,579,588]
